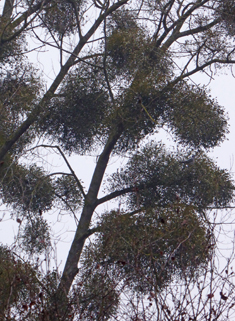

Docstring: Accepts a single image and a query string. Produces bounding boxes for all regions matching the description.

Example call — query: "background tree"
[1,0,235,319]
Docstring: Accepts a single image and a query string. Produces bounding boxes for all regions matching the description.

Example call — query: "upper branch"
[1,0,51,44]
[155,0,211,49]
[171,58,235,84]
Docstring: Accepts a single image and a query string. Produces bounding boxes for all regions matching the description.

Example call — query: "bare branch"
[29,144,86,198]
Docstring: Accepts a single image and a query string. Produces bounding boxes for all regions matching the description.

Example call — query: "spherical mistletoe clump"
[40,65,110,154]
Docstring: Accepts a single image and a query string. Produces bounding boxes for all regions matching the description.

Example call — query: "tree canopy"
[1,0,235,319]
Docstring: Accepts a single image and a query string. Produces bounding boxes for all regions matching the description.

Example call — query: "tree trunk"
[52,130,122,319]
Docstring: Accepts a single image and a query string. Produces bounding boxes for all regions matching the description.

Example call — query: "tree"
[1,0,235,319]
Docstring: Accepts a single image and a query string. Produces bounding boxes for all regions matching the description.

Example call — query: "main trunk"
[51,130,122,319]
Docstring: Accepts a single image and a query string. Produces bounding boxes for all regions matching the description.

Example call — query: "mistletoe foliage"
[80,207,211,295]
[40,64,110,154]
[108,143,234,210]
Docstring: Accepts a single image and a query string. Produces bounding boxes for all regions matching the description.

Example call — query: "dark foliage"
[40,65,111,153]
[0,163,55,214]
[20,216,51,254]
[0,245,40,319]
[80,207,211,294]
[108,143,234,210]
[72,268,119,320]
[54,175,83,211]
[165,83,229,148]
[216,0,235,36]
[0,66,42,154]
[42,0,82,37]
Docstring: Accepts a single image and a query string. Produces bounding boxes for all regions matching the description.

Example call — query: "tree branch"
[2,0,15,19]
[96,187,133,206]
[54,192,79,225]
[29,144,86,199]
[171,58,235,85]
[155,0,211,49]
[1,0,51,44]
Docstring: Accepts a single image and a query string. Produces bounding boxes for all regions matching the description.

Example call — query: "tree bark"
[2,0,14,19]
[46,130,122,320]
[58,129,122,297]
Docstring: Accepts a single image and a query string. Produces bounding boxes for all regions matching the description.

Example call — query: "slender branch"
[1,13,39,44]
[34,15,61,50]
[30,144,86,198]
[97,180,158,206]
[206,206,235,210]
[163,0,175,32]
[176,18,220,40]
[120,207,146,217]
[69,0,82,39]
[171,58,235,85]
[84,226,101,237]
[54,192,79,225]
[47,172,72,177]
[153,9,165,41]
[97,181,235,211]
[103,17,115,104]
